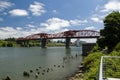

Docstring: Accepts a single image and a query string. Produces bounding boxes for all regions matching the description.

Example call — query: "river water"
[0,47,82,80]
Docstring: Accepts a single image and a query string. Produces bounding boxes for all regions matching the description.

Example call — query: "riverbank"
[67,62,84,80]
[69,50,120,80]
[67,71,84,80]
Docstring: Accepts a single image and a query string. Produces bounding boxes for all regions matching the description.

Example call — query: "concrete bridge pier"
[41,38,47,48]
[22,41,29,47]
[65,38,71,49]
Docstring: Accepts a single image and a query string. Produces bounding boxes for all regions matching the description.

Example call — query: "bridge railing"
[98,56,120,80]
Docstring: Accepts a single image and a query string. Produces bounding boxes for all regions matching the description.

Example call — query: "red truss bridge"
[17,30,100,48]
[17,30,100,40]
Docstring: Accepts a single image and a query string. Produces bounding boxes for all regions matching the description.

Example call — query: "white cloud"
[16,27,22,30]
[9,9,28,16]
[0,26,38,39]
[85,26,96,30]
[0,26,16,32]
[70,19,87,25]
[0,17,89,39]
[26,24,36,28]
[0,0,14,11]
[0,27,18,38]
[40,17,70,31]
[91,17,102,23]
[52,10,57,13]
[29,1,46,16]
[40,17,88,31]
[101,0,120,12]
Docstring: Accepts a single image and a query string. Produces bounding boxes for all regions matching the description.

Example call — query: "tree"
[98,11,120,52]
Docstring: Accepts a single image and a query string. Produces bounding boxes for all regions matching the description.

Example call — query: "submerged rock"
[37,72,40,74]
[23,71,30,77]
[2,76,11,80]
[35,73,39,78]
[36,69,39,71]
[30,70,33,73]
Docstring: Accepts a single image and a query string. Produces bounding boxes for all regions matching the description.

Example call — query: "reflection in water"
[65,48,71,54]
[0,47,82,80]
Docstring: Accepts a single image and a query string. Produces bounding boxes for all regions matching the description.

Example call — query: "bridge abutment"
[65,38,71,48]
[82,43,96,56]
[41,38,47,48]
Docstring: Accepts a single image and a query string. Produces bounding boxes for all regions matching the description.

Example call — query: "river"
[0,47,82,80]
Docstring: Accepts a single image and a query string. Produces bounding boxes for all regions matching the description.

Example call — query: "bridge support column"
[41,38,47,48]
[24,41,29,47]
[65,38,71,49]
[21,41,29,47]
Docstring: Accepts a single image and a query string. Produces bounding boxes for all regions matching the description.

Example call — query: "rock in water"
[23,71,30,77]
[2,76,11,80]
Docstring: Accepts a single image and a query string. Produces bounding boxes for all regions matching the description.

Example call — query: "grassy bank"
[69,43,120,80]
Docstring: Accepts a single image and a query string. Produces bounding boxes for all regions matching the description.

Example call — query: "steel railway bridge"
[16,30,100,48]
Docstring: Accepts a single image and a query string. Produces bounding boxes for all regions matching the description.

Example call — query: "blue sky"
[0,0,120,39]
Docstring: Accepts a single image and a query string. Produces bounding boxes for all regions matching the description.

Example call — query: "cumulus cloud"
[101,0,120,12]
[91,17,102,23]
[0,17,89,39]
[52,10,58,13]
[70,19,87,25]
[0,26,38,39]
[0,0,14,11]
[26,24,36,28]
[0,27,19,38]
[29,1,46,16]
[40,17,88,31]
[9,9,28,16]
[40,18,70,31]
[85,26,96,30]
[16,27,22,30]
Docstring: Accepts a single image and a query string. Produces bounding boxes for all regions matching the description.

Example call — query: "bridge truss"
[17,30,100,40]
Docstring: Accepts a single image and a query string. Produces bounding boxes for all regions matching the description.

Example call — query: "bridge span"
[17,30,100,48]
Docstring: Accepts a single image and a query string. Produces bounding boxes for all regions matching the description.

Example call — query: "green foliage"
[110,50,120,56]
[0,41,19,47]
[4,38,15,41]
[84,61,99,80]
[83,52,104,80]
[7,42,13,47]
[83,52,120,79]
[83,52,103,69]
[0,38,67,47]
[83,42,120,80]
[1,42,7,47]
[92,44,101,52]
[98,11,120,52]
[97,38,106,50]
[114,42,120,52]
[103,57,120,78]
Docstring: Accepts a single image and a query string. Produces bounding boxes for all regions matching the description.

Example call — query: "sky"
[0,0,120,39]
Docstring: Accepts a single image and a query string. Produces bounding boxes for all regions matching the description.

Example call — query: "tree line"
[0,38,67,47]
